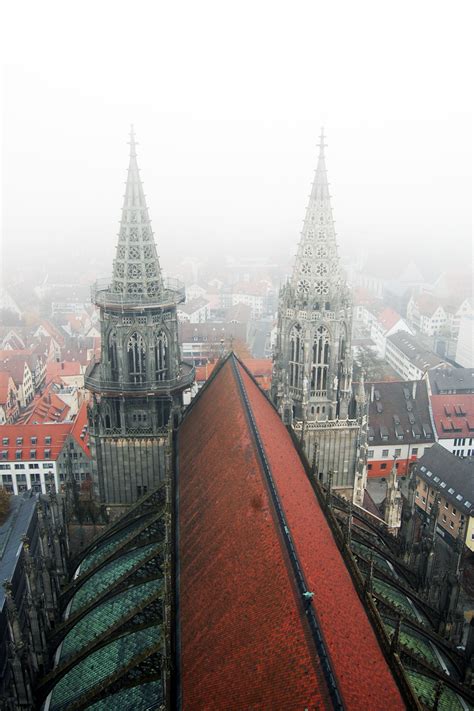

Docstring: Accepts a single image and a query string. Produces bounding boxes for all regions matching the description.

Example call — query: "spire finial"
[318,126,327,156]
[129,124,137,158]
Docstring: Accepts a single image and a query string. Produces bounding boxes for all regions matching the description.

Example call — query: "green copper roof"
[85,680,163,710]
[59,578,163,663]
[372,578,428,625]
[352,540,400,579]
[384,621,443,670]
[78,513,156,575]
[48,625,161,711]
[69,542,159,616]
[407,670,466,711]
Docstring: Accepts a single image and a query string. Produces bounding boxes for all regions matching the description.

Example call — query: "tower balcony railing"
[91,277,186,309]
[85,359,195,395]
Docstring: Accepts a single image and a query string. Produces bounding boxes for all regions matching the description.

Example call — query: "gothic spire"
[111,126,163,297]
[291,129,343,301]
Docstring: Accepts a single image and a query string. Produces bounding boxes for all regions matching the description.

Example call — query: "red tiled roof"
[69,401,90,456]
[378,307,402,333]
[431,394,474,439]
[19,384,71,424]
[194,362,217,382]
[0,422,71,461]
[414,293,441,318]
[46,361,82,382]
[0,372,15,405]
[0,354,29,385]
[177,356,405,710]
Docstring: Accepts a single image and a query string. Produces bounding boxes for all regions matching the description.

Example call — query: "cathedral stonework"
[86,129,194,511]
[272,131,367,499]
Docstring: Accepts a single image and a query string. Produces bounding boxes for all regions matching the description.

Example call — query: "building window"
[14,464,25,470]
[423,484,427,492]
[394,448,401,457]
[367,450,374,458]
[45,436,51,445]
[108,330,119,379]
[442,514,447,522]
[382,449,389,458]
[16,437,23,445]
[422,496,426,504]
[155,330,169,381]
[380,463,387,470]
[311,325,330,393]
[450,521,454,528]
[368,464,372,470]
[2,438,8,446]
[452,508,456,516]
[415,491,419,498]
[127,331,147,384]
[1,451,7,460]
[15,450,22,460]
[30,450,37,459]
[444,501,449,509]
[412,448,418,455]
[289,324,303,389]
[30,436,37,445]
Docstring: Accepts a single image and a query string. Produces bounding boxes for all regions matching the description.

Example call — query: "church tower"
[272,131,362,497]
[86,128,194,512]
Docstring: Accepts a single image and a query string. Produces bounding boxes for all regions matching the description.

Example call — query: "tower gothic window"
[108,331,118,379]
[155,330,169,381]
[311,326,330,393]
[127,332,146,383]
[289,324,303,388]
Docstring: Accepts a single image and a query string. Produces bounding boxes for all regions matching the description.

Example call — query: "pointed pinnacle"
[128,124,137,158]
[318,126,327,156]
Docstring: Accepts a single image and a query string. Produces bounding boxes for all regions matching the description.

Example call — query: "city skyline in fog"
[1,1,472,287]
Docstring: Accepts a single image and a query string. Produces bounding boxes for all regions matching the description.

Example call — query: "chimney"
[370,384,375,402]
[412,381,417,399]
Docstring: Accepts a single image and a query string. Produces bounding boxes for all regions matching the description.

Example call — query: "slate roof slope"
[428,367,474,395]
[177,354,406,710]
[365,379,434,446]
[415,443,474,515]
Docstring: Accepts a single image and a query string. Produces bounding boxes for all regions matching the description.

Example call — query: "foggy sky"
[1,0,472,286]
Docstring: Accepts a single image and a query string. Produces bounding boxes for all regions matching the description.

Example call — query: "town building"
[413,443,474,551]
[365,379,434,477]
[0,403,91,495]
[0,354,35,408]
[385,331,447,381]
[85,129,194,511]
[177,296,210,323]
[455,315,474,367]
[429,393,474,457]
[0,372,19,424]
[272,131,366,500]
[407,294,448,336]
[366,306,414,359]
[427,367,474,395]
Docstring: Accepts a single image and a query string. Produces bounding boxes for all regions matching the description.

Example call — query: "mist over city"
[0,2,473,710]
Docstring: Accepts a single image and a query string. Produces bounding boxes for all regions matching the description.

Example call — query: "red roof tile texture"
[431,394,474,438]
[178,359,332,710]
[178,356,405,710]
